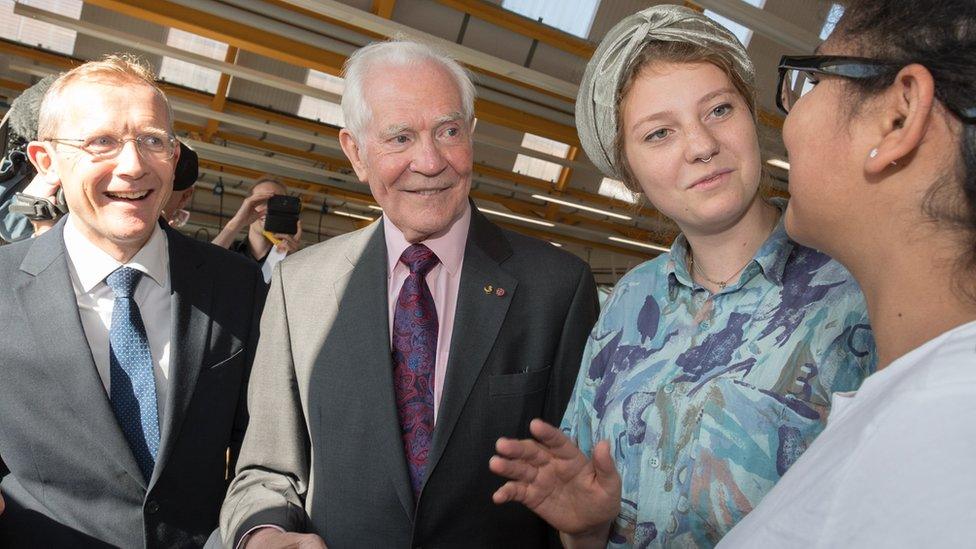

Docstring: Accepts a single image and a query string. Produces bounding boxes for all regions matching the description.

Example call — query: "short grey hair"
[37,53,174,140]
[340,39,476,141]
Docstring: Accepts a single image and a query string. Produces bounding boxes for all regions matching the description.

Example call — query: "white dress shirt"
[63,214,172,422]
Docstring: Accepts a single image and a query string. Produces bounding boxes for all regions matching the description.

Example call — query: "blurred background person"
[490,5,875,548]
[211,175,302,264]
[721,0,976,546]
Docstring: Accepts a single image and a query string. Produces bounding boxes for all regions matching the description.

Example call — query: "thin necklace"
[689,211,778,290]
[690,254,751,290]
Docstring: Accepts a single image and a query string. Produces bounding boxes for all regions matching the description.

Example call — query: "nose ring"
[701,155,713,163]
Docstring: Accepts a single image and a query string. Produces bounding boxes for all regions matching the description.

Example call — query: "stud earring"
[869,148,879,159]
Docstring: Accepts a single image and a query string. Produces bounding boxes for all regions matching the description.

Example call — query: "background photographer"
[211,175,302,264]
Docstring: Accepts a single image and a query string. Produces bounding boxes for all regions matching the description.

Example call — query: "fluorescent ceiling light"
[334,210,374,221]
[550,242,563,247]
[367,205,384,211]
[480,208,555,227]
[608,236,670,253]
[531,194,633,221]
[766,158,790,170]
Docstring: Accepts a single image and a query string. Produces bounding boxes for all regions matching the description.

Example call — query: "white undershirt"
[63,214,172,421]
[719,319,976,548]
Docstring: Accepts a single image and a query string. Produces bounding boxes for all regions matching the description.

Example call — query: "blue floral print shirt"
[560,200,876,548]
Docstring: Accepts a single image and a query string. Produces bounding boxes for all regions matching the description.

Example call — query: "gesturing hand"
[489,419,621,542]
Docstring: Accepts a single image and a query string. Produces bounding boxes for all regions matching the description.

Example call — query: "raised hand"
[489,419,620,544]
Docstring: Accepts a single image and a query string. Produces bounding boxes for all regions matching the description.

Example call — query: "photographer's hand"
[212,191,275,249]
[274,220,303,255]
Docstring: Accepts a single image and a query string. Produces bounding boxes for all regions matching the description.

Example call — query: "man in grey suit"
[0,56,265,548]
[220,40,599,548]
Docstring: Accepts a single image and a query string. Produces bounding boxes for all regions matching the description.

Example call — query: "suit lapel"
[151,225,212,488]
[333,221,415,519]
[425,207,516,485]
[16,220,147,488]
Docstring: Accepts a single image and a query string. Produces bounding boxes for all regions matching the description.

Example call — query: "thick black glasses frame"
[776,55,896,115]
[776,55,976,123]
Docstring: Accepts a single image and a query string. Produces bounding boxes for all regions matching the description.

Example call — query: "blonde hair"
[37,54,173,140]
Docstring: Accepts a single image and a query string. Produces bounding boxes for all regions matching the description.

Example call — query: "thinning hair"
[340,39,476,142]
[36,53,174,140]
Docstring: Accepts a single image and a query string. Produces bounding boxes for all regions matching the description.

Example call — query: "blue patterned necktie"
[106,266,160,482]
[392,244,439,499]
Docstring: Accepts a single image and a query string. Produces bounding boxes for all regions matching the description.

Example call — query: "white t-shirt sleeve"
[821,387,976,547]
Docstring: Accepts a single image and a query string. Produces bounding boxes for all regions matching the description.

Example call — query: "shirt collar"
[665,197,794,297]
[752,197,793,287]
[63,214,170,293]
[383,202,471,278]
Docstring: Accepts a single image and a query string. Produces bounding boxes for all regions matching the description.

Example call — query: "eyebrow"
[629,87,738,132]
[434,111,464,125]
[380,123,410,139]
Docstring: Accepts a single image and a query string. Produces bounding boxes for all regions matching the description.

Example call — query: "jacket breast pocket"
[488,366,551,396]
[487,366,551,440]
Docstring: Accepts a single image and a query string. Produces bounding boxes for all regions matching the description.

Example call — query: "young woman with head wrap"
[719,0,976,546]
[490,5,876,547]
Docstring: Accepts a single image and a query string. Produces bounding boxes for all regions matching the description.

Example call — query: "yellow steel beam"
[83,0,348,76]
[371,0,396,19]
[434,0,595,58]
[203,45,239,141]
[84,0,581,147]
[0,78,29,92]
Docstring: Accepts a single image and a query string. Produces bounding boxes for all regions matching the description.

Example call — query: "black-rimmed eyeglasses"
[776,55,896,115]
[47,132,177,161]
[777,55,976,123]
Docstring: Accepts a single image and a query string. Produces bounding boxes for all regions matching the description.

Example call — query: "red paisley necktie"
[392,243,440,499]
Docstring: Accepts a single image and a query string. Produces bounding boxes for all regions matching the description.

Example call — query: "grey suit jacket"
[220,206,598,548]
[0,219,266,548]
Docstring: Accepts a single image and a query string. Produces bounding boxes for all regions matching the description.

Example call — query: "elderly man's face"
[36,79,176,259]
[340,61,473,243]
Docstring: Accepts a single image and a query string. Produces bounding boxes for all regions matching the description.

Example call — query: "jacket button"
[146,501,160,514]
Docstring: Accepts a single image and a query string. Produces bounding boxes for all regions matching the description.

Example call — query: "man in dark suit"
[0,56,265,548]
[219,40,599,548]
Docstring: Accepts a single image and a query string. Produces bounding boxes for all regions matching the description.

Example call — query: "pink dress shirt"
[384,203,470,422]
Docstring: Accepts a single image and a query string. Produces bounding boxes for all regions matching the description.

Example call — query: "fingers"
[529,419,583,460]
[591,440,621,492]
[488,454,540,484]
[492,479,529,505]
[494,437,551,468]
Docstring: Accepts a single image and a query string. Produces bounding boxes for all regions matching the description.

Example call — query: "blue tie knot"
[106,267,143,299]
[400,244,440,276]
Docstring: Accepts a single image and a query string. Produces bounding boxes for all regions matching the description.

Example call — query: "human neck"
[74,219,148,264]
[845,239,976,370]
[683,198,780,291]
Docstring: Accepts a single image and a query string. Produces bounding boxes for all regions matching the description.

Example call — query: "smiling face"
[619,62,763,236]
[39,79,176,259]
[338,61,473,243]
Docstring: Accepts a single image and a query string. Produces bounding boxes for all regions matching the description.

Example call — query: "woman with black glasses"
[489,5,876,548]
[721,0,976,546]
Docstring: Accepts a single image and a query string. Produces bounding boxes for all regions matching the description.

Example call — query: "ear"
[865,64,935,174]
[176,187,194,210]
[338,129,370,183]
[26,141,61,186]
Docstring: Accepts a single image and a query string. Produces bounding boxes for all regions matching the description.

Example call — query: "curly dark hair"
[830,0,976,285]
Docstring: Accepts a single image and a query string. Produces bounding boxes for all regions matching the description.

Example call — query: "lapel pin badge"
[495,287,506,297]
[484,284,494,294]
